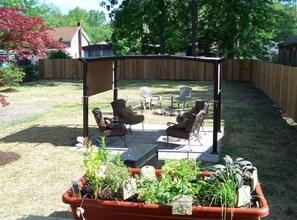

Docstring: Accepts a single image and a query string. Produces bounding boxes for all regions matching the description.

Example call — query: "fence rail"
[39,58,297,122]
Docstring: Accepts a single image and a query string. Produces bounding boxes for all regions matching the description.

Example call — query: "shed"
[278,37,297,66]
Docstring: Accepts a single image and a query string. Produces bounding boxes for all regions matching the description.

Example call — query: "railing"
[39,58,297,122]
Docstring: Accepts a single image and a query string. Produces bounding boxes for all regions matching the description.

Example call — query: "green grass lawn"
[0,79,296,219]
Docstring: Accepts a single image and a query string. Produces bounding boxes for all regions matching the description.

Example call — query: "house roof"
[82,43,112,51]
[47,26,91,43]
[278,37,297,47]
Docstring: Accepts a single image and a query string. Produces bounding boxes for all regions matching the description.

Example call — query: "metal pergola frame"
[82,55,224,154]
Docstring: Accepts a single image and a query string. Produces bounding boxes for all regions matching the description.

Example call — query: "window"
[88,50,95,57]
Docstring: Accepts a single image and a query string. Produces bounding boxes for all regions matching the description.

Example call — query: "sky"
[43,0,121,15]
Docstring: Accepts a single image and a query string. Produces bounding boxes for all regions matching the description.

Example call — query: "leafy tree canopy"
[111,0,297,59]
[0,7,65,60]
[1,0,112,44]
[0,0,51,16]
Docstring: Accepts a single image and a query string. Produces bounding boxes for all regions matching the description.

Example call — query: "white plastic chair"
[171,86,192,110]
[140,86,162,110]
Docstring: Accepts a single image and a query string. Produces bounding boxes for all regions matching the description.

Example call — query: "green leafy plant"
[0,64,25,87]
[198,155,258,220]
[81,144,258,219]
[82,136,132,200]
[22,64,39,82]
[48,50,71,59]
[136,159,205,205]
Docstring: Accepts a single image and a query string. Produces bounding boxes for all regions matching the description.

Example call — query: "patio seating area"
[87,123,223,163]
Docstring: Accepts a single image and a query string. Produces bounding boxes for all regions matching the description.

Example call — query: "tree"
[0,0,69,27]
[112,0,146,54]
[157,0,166,54]
[198,0,282,59]
[100,0,119,20]
[0,0,51,16]
[0,7,65,60]
[191,0,198,56]
[1,1,114,45]
[112,0,176,55]
[275,3,297,42]
[86,9,111,43]
[112,0,286,59]
[62,7,110,44]
[42,5,69,28]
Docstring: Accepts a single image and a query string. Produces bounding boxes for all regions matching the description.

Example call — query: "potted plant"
[62,137,269,220]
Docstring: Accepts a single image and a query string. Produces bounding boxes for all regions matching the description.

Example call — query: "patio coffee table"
[121,144,158,168]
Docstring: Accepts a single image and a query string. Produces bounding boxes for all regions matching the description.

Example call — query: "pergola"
[81,55,224,154]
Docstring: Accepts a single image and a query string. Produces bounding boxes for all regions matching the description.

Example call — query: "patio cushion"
[176,120,187,128]
[104,118,114,128]
[118,107,133,117]
[185,114,196,133]
[124,114,144,125]
[166,126,189,139]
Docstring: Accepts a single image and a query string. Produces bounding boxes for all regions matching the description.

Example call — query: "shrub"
[0,64,25,87]
[22,64,39,82]
[48,50,71,59]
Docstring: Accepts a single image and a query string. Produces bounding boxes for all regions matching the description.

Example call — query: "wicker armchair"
[92,108,127,147]
[111,99,144,134]
[176,100,209,134]
[166,110,206,151]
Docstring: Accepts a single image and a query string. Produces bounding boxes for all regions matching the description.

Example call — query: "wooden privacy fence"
[39,58,253,81]
[118,59,214,80]
[252,61,297,122]
[39,58,297,122]
[39,59,83,79]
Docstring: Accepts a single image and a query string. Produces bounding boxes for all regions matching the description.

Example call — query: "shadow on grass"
[17,210,73,219]
[22,79,83,88]
[0,125,97,146]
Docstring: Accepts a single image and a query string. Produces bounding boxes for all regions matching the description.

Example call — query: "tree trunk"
[191,0,198,56]
[158,0,166,54]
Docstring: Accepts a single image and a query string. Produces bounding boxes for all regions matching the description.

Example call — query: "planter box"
[62,169,269,220]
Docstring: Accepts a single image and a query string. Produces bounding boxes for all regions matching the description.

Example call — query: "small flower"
[77,136,89,146]
[77,136,84,144]
[98,165,107,178]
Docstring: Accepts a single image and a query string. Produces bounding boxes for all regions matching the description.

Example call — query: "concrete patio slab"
[87,123,223,163]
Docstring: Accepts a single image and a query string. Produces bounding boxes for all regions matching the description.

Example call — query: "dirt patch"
[1,88,19,93]
[0,151,20,165]
[0,102,51,124]
[0,94,9,107]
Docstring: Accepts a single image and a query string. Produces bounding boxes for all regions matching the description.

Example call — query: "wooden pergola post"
[212,61,222,154]
[82,60,89,137]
